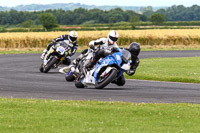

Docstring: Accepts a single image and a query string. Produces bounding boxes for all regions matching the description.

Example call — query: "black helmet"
[128,42,140,56]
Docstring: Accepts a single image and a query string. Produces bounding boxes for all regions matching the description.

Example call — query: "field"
[0,98,200,133]
[126,57,200,83]
[0,30,200,132]
[0,29,200,50]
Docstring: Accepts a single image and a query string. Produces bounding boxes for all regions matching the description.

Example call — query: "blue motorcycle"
[74,48,132,89]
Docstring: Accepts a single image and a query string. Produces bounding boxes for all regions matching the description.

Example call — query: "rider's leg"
[85,49,105,68]
[40,42,56,59]
[63,57,71,65]
[73,49,88,65]
[40,49,48,59]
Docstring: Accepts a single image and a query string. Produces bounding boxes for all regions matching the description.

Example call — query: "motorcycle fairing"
[93,50,122,83]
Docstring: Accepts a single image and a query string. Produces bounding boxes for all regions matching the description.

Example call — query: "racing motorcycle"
[40,40,72,73]
[67,47,132,89]
[65,48,94,81]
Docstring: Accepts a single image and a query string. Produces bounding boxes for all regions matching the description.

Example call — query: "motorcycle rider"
[112,42,140,86]
[41,31,78,65]
[80,30,120,69]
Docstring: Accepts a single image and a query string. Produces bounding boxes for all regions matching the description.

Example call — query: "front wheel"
[43,57,58,73]
[95,69,118,89]
[75,76,85,88]
[65,69,75,81]
[39,64,44,72]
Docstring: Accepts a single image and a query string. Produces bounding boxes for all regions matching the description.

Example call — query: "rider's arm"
[126,57,140,76]
[131,56,140,69]
[112,46,120,52]
[89,38,105,49]
[110,42,120,53]
[69,42,78,56]
[52,34,68,43]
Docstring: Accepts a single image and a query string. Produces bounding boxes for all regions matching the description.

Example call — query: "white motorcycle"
[65,48,94,81]
[40,40,73,73]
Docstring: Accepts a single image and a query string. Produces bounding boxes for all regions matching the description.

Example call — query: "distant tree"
[140,6,153,13]
[149,13,166,25]
[109,17,114,27]
[141,6,154,17]
[156,9,166,16]
[38,13,58,30]
[21,20,34,28]
[129,15,140,29]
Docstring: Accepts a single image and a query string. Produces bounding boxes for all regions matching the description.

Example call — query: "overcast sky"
[0,0,200,7]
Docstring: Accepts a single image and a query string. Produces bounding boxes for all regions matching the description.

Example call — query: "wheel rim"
[97,71,111,84]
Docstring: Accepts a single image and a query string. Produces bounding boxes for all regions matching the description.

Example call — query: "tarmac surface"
[0,50,200,103]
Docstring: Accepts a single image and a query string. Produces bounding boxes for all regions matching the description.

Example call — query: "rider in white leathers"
[85,30,120,69]
[73,31,140,86]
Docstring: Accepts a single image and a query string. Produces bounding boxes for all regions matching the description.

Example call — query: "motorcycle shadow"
[82,86,132,90]
[36,71,63,74]
[101,87,133,90]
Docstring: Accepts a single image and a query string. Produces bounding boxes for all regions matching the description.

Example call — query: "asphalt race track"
[0,50,200,103]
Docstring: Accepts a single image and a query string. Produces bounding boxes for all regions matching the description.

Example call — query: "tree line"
[1,5,200,26]
[0,8,147,26]
[144,5,200,21]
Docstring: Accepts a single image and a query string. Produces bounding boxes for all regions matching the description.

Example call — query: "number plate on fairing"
[57,46,65,55]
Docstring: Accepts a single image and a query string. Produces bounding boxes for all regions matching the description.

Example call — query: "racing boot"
[40,49,47,60]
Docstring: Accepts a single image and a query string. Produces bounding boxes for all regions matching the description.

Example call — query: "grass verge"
[0,47,200,54]
[0,48,43,54]
[127,57,200,83]
[0,98,200,133]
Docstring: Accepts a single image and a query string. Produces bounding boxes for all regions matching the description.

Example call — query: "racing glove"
[111,47,119,52]
[89,44,95,50]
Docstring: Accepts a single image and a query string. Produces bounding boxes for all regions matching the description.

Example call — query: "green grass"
[141,48,200,51]
[128,57,200,83]
[0,50,42,54]
[0,98,200,133]
[0,47,200,54]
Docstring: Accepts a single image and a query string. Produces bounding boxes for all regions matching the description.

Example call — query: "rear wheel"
[43,57,58,73]
[95,69,118,89]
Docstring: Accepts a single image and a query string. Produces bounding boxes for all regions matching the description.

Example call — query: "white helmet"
[69,31,78,43]
[107,30,119,45]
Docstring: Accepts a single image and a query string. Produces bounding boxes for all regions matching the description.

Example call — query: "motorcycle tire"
[43,57,58,73]
[75,78,85,88]
[65,69,75,81]
[95,68,118,89]
[39,64,44,72]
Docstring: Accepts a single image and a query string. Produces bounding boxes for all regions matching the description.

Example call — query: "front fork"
[53,56,65,68]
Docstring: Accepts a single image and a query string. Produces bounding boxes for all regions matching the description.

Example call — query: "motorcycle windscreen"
[59,41,68,47]
[121,49,131,63]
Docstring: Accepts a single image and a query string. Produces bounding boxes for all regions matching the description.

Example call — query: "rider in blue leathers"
[112,42,140,86]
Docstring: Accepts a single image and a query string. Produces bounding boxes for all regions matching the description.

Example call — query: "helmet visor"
[109,35,118,42]
[69,36,77,42]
